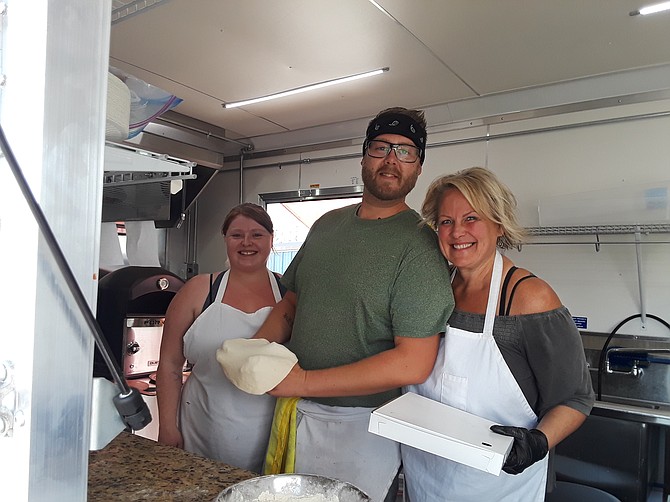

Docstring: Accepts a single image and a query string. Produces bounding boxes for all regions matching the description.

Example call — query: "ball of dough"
[216,338,298,395]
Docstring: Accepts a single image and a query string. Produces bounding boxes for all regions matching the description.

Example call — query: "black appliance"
[94,266,185,379]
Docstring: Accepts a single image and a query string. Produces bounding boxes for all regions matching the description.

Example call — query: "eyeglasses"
[365,139,421,163]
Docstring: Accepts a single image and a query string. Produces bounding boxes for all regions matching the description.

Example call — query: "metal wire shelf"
[526,224,670,236]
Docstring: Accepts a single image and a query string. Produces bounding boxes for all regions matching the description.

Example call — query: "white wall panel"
[508,242,668,337]
[487,115,670,227]
[244,163,302,199]
[409,141,488,211]
[297,158,361,191]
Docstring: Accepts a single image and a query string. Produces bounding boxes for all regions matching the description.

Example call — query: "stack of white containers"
[105,72,131,142]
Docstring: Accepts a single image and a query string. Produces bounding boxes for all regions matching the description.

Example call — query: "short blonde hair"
[421,167,525,249]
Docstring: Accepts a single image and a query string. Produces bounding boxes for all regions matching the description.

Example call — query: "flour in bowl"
[255,491,339,502]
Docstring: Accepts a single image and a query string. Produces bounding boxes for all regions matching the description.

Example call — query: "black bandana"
[364,112,427,164]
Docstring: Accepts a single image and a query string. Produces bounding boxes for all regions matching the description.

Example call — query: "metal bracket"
[0,360,24,437]
[634,226,647,328]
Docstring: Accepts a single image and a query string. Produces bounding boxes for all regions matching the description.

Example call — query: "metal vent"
[102,143,196,223]
[111,0,170,24]
[102,178,172,222]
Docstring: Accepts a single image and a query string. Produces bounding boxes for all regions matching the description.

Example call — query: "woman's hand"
[158,426,184,449]
[491,404,588,474]
[490,425,548,474]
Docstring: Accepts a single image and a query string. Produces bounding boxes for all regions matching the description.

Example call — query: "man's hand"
[267,363,306,397]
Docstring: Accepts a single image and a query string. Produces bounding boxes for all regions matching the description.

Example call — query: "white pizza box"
[368,392,513,475]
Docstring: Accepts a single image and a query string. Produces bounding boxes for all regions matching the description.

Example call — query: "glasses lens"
[395,145,419,162]
[366,140,419,162]
[367,140,392,158]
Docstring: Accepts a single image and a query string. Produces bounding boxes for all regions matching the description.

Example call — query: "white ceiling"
[109,0,670,153]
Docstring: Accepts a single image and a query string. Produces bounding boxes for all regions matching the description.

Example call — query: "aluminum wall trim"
[437,65,670,126]
[259,185,364,205]
[235,107,670,172]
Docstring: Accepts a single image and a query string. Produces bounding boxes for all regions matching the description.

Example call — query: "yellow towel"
[263,397,300,475]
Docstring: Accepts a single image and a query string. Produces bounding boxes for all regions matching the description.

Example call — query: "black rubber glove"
[490,425,548,475]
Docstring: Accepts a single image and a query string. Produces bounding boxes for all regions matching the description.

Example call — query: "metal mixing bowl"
[214,474,371,501]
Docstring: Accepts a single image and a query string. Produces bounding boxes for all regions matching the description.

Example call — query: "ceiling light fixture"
[630,1,670,15]
[223,67,389,109]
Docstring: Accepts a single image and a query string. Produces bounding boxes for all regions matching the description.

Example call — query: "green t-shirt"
[282,204,455,407]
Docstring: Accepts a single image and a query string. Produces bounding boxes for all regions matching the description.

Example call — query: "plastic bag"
[109,66,183,139]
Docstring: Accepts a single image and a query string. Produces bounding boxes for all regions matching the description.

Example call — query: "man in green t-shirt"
[255,107,454,501]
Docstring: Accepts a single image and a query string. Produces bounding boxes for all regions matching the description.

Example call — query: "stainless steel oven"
[123,316,165,378]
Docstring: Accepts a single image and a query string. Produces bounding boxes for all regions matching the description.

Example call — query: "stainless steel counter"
[592,399,669,502]
[592,400,670,427]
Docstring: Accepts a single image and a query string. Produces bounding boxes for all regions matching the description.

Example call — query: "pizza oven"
[94,266,185,379]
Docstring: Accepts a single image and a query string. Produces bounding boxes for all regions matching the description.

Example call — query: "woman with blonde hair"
[402,167,594,501]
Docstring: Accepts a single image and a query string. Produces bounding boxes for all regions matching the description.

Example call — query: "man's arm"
[268,334,440,397]
[253,290,297,344]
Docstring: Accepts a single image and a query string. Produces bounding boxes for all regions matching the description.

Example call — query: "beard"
[361,160,420,201]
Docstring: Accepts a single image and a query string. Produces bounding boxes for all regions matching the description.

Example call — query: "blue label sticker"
[645,187,667,210]
[572,316,588,329]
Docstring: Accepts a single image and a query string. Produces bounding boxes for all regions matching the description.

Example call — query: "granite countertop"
[88,431,257,501]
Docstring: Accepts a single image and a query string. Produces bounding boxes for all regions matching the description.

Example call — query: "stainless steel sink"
[582,332,670,411]
[553,332,670,502]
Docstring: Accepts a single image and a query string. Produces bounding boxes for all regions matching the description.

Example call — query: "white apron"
[295,399,401,502]
[180,269,281,473]
[403,251,548,502]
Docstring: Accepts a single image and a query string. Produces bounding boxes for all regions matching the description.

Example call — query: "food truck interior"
[2,1,670,500]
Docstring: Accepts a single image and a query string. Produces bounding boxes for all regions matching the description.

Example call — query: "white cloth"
[124,220,161,266]
[179,269,281,473]
[99,222,125,268]
[295,399,401,502]
[403,251,548,502]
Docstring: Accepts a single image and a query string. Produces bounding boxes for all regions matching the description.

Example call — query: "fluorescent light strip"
[630,1,670,15]
[223,67,389,109]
